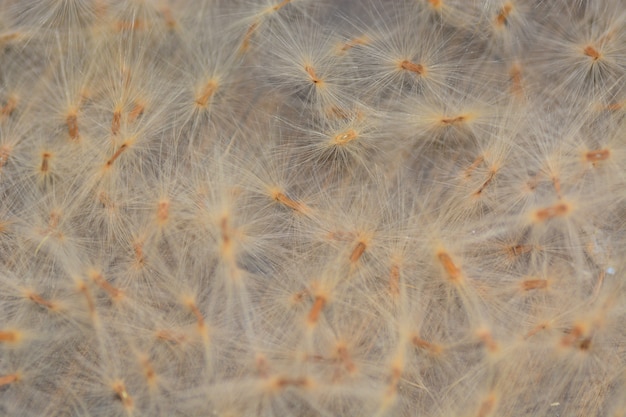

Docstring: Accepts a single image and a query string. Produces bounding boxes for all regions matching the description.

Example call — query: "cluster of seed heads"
[0,0,625,416]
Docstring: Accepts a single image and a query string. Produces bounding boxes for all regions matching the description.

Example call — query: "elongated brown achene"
[305,65,323,85]
[400,60,426,75]
[349,241,367,263]
[106,143,128,167]
[534,202,570,222]
[308,295,326,325]
[585,149,610,163]
[437,251,463,283]
[66,113,79,140]
[0,374,19,386]
[0,330,19,343]
[521,279,547,291]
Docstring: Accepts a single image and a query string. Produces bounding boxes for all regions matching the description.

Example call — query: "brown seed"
[0,330,18,343]
[1,95,17,118]
[585,149,610,163]
[389,264,400,297]
[272,0,291,11]
[66,113,79,141]
[27,292,56,310]
[0,374,19,386]
[305,65,323,85]
[495,3,513,27]
[521,279,548,291]
[437,251,463,283]
[275,376,309,388]
[186,301,205,330]
[111,110,121,135]
[337,344,357,373]
[40,152,51,173]
[91,272,123,300]
[477,394,496,417]
[399,60,426,75]
[272,191,308,214]
[112,381,133,409]
[583,45,601,61]
[333,129,358,145]
[240,22,259,53]
[195,80,218,107]
[128,102,145,122]
[507,244,533,258]
[534,202,570,222]
[474,170,496,196]
[156,200,169,225]
[509,64,524,97]
[440,115,467,125]
[106,143,128,167]
[464,155,485,179]
[411,335,442,354]
[349,241,367,264]
[307,296,326,324]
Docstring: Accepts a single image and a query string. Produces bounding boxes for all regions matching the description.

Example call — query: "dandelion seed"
[337,36,369,54]
[473,169,496,196]
[583,45,601,61]
[195,79,219,108]
[159,7,177,29]
[256,354,270,378]
[336,343,357,373]
[495,3,513,27]
[304,64,323,85]
[105,143,129,167]
[128,101,145,122]
[440,113,471,125]
[399,60,426,76]
[26,292,57,310]
[333,129,358,146]
[585,149,610,163]
[349,240,367,264]
[477,393,497,417]
[506,244,534,258]
[437,250,463,284]
[533,202,571,222]
[112,381,133,409]
[116,19,144,32]
[240,21,259,53]
[0,145,10,170]
[385,363,402,398]
[89,270,124,300]
[307,295,326,325]
[155,329,186,344]
[66,112,79,141]
[477,329,499,353]
[184,299,206,331]
[1,95,18,118]
[561,324,586,348]
[411,335,442,354]
[111,109,121,135]
[464,155,485,178]
[521,279,548,291]
[272,0,291,12]
[132,240,146,267]
[273,376,310,390]
[389,264,400,297]
[0,373,19,386]
[40,152,51,173]
[156,199,169,225]
[509,63,524,97]
[0,330,21,343]
[270,189,309,214]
